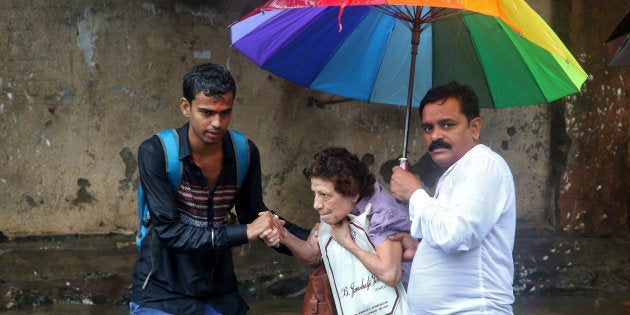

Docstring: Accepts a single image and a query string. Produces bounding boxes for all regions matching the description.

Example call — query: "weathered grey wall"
[0,0,627,240]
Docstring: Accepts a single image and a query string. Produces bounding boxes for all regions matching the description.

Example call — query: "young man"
[129,63,308,315]
[390,82,516,314]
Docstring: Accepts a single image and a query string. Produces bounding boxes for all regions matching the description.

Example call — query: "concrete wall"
[0,0,627,239]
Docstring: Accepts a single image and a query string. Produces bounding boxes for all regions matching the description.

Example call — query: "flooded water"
[3,234,628,314]
[5,293,630,314]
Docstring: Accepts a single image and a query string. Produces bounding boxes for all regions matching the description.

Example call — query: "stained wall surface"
[556,1,630,237]
[0,0,627,240]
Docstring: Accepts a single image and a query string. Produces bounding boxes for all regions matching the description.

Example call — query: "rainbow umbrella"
[230,0,587,163]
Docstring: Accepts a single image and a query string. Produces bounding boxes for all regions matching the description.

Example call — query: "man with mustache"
[129,63,309,314]
[390,82,516,314]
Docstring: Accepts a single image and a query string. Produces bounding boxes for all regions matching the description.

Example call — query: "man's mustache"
[428,140,452,151]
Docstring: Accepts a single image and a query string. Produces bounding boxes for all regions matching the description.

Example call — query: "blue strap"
[157,129,181,190]
[136,129,180,250]
[139,130,179,227]
[229,129,249,193]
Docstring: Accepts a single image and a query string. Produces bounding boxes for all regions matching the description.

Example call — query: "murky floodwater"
[5,293,630,315]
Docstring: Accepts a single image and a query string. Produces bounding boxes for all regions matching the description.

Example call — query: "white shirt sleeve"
[408,188,431,239]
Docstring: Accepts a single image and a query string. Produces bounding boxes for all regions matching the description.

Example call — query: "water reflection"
[5,293,629,314]
[512,293,630,314]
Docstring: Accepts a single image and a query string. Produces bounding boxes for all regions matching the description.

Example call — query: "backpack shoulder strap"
[157,129,181,189]
[136,129,181,250]
[228,129,249,193]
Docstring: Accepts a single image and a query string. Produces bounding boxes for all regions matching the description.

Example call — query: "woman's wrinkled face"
[310,177,359,225]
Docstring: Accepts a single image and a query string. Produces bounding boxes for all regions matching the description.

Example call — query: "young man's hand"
[259,219,286,248]
[247,211,282,241]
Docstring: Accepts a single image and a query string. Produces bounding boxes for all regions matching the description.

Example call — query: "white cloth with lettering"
[318,204,409,315]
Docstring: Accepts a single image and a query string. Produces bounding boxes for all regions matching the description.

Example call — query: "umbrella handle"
[399,158,409,171]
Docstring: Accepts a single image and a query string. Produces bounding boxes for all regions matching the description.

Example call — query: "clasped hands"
[257,211,286,248]
[246,210,284,242]
[259,217,323,267]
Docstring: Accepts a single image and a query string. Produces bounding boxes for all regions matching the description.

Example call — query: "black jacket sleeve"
[234,139,267,223]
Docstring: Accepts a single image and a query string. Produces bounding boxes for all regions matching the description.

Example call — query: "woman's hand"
[330,218,353,249]
[330,217,404,287]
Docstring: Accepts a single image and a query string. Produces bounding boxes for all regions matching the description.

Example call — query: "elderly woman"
[265,147,411,290]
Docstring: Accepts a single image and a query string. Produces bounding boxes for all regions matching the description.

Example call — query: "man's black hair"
[182,63,236,104]
[419,81,480,122]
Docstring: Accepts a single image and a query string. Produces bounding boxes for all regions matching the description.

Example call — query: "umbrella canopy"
[606,12,630,67]
[230,0,587,159]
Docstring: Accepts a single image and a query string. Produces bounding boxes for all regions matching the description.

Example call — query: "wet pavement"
[0,231,629,313]
[0,234,135,309]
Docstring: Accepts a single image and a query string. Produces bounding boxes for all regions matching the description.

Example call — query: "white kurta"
[407,144,516,314]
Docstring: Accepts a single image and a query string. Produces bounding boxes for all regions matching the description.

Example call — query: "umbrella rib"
[403,5,415,21]
[423,8,461,23]
[372,6,461,32]
[373,5,413,23]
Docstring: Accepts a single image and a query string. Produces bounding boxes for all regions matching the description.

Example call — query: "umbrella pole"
[400,9,422,170]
